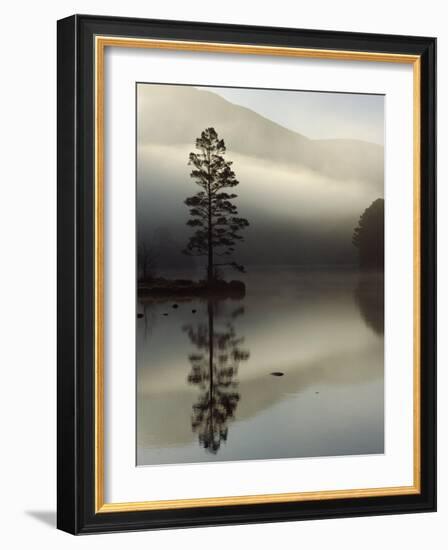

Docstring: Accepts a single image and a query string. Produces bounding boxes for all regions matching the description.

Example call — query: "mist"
[136,84,384,270]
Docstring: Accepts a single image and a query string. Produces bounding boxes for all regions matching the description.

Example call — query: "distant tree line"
[352,198,384,270]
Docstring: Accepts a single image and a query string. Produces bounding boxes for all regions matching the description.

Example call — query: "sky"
[205,86,384,145]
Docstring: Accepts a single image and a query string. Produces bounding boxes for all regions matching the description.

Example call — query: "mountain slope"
[137,85,384,190]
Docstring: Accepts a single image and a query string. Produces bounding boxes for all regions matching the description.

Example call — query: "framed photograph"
[57,14,436,534]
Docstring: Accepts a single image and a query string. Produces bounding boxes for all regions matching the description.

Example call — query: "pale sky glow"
[203,86,384,145]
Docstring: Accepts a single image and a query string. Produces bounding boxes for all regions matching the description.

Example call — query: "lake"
[136,267,384,466]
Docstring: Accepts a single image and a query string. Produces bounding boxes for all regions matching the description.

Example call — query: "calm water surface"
[136,268,384,465]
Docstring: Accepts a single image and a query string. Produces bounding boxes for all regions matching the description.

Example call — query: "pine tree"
[183,128,249,283]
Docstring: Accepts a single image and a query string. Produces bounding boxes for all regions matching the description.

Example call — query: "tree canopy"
[184,127,249,283]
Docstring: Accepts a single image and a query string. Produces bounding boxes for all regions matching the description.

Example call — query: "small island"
[138,277,245,299]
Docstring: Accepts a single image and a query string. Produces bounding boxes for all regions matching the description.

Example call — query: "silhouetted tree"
[183,128,249,283]
[184,301,249,454]
[352,198,384,269]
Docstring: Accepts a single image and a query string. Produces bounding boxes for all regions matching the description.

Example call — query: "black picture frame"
[57,14,436,534]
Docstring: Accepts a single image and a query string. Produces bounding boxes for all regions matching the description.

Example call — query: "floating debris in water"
[315,391,319,394]
[270,372,284,377]
[192,309,197,314]
[172,304,179,309]
[163,313,168,316]
[137,313,144,319]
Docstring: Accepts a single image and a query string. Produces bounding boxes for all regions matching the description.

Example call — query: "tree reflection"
[354,274,384,336]
[137,300,157,340]
[184,300,249,454]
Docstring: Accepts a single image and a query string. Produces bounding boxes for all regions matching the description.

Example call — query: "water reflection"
[354,273,384,335]
[184,300,250,454]
[138,301,157,339]
[137,269,384,465]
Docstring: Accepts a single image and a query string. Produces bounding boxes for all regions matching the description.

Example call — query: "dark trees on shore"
[137,242,158,282]
[352,198,384,270]
[183,128,249,283]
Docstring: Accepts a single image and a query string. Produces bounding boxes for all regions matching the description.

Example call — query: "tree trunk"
[207,243,213,284]
[207,151,213,284]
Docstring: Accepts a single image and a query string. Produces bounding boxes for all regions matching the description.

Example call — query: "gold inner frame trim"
[94,35,421,513]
